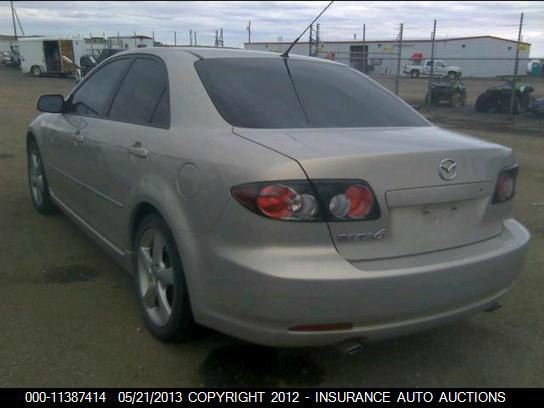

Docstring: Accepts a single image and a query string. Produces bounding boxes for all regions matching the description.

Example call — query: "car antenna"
[281,1,334,58]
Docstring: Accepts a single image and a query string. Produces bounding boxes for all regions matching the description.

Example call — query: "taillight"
[493,165,518,204]
[232,181,320,221]
[329,184,375,220]
[231,180,380,222]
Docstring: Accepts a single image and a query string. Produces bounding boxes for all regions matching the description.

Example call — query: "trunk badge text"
[337,228,386,242]
[439,159,457,180]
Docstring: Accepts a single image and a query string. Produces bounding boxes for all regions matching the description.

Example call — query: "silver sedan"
[27,47,530,347]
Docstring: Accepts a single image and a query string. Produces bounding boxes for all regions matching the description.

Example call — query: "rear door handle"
[127,142,148,158]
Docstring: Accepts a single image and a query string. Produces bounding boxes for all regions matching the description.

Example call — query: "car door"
[41,57,130,215]
[434,61,446,76]
[424,60,432,75]
[39,109,87,214]
[75,56,171,247]
[57,58,130,220]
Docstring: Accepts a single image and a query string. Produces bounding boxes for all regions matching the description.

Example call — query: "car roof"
[114,46,341,65]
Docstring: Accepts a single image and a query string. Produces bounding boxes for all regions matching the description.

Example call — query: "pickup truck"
[404,59,462,79]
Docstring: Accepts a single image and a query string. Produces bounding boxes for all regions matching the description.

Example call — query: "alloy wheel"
[29,150,45,206]
[137,228,175,327]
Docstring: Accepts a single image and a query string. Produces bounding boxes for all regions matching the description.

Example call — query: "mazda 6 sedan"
[27,47,530,347]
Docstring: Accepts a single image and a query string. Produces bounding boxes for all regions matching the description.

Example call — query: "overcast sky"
[1,1,543,56]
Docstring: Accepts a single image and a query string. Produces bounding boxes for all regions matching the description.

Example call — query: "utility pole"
[394,23,404,96]
[134,31,137,48]
[215,30,218,47]
[13,4,25,37]
[362,24,366,73]
[194,31,197,47]
[509,12,524,118]
[247,21,251,43]
[315,23,320,57]
[308,24,314,56]
[90,32,94,57]
[189,29,193,46]
[11,1,18,40]
[426,19,437,109]
[220,28,224,47]
[174,31,177,46]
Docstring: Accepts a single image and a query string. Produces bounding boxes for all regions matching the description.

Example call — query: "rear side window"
[70,58,129,116]
[108,57,170,127]
[195,58,428,129]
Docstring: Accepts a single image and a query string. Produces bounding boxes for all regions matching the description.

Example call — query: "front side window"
[195,58,429,129]
[69,58,129,116]
[108,57,170,127]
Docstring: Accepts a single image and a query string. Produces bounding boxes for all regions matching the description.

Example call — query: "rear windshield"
[195,58,429,129]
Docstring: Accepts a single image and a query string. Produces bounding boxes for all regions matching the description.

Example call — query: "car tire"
[425,92,437,106]
[460,90,467,106]
[450,93,462,108]
[511,96,521,115]
[134,213,195,343]
[27,140,57,214]
[475,92,496,113]
[410,70,419,78]
[30,66,42,77]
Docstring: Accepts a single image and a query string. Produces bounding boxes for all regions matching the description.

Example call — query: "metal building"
[107,35,155,50]
[244,35,531,78]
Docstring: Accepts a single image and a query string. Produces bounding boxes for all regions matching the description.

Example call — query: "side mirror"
[37,95,65,113]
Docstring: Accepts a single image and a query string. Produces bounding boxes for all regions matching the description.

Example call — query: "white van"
[18,37,86,77]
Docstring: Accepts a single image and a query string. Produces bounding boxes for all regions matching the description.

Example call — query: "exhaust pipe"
[337,340,364,355]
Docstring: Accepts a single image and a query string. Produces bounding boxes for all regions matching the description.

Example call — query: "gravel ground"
[0,65,543,387]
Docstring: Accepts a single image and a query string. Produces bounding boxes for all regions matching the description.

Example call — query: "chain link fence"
[11,13,544,126]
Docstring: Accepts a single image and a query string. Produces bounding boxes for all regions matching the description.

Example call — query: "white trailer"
[18,37,87,77]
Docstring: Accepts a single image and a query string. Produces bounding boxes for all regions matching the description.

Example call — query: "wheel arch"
[26,130,37,149]
[129,199,199,314]
[130,201,166,248]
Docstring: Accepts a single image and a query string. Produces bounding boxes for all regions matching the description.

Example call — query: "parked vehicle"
[1,51,10,64]
[475,79,535,114]
[530,97,544,118]
[94,48,122,64]
[404,59,462,79]
[425,78,467,107]
[18,37,86,77]
[27,48,529,347]
[77,48,122,80]
[2,45,20,67]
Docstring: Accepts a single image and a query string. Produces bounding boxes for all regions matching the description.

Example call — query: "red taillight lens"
[493,165,518,204]
[256,184,300,219]
[327,183,379,220]
[345,185,374,218]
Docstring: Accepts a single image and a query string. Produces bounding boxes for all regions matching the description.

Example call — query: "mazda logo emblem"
[439,159,457,180]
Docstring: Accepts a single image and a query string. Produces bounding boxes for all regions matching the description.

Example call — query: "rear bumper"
[194,219,530,347]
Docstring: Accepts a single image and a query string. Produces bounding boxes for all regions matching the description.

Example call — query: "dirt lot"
[0,65,543,387]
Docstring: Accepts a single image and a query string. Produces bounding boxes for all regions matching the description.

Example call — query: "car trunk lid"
[233,126,514,260]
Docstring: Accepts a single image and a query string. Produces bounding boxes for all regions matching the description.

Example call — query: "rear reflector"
[289,323,354,332]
